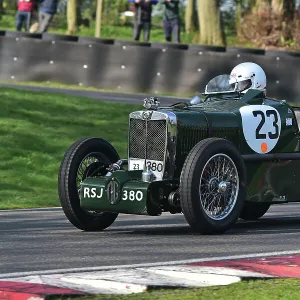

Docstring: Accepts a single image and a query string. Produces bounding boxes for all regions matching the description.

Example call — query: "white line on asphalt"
[1,249,300,279]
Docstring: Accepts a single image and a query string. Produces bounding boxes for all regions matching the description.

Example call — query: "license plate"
[129,159,164,180]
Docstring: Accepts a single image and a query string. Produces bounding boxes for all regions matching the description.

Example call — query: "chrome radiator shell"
[128,110,177,180]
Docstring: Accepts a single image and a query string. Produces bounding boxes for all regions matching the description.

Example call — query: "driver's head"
[230,62,266,93]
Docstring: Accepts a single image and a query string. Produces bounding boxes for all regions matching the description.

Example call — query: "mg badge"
[107,180,120,205]
[142,111,153,120]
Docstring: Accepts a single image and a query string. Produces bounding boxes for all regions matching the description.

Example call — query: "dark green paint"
[81,170,162,215]
[80,90,300,214]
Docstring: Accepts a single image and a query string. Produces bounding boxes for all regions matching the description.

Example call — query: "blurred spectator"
[161,0,180,43]
[134,0,153,42]
[16,0,35,32]
[38,0,58,33]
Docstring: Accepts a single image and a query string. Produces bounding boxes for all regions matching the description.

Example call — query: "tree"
[234,0,260,37]
[240,0,296,47]
[67,0,77,35]
[185,0,197,33]
[272,0,295,41]
[0,0,3,20]
[95,0,103,37]
[197,0,225,46]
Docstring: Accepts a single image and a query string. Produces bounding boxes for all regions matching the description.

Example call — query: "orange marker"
[261,142,268,153]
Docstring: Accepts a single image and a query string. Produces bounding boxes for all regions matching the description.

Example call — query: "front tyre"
[58,137,119,231]
[180,138,247,234]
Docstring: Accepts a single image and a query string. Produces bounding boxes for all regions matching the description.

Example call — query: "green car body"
[59,79,300,233]
[80,89,300,213]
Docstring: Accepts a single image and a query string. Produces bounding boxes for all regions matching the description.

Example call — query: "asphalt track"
[1,204,300,275]
[0,83,189,106]
[0,85,299,276]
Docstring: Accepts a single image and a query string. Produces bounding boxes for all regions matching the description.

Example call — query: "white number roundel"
[239,105,281,154]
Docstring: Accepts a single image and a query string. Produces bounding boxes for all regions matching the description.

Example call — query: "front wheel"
[180,138,247,234]
[58,137,119,231]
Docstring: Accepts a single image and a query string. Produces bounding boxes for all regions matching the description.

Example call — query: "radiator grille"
[129,118,167,161]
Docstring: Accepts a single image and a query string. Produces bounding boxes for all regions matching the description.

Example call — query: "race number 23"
[240,105,281,154]
[252,109,279,140]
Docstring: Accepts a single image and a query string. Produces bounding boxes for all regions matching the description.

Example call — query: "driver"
[230,62,266,93]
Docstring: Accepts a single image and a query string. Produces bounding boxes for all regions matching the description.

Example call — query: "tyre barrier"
[5,30,42,39]
[188,44,226,53]
[0,30,300,102]
[42,33,79,42]
[114,39,151,47]
[151,42,189,50]
[226,47,265,55]
[78,36,115,45]
[265,50,300,58]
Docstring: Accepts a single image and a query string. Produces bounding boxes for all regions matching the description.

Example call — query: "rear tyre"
[58,137,119,231]
[239,202,271,220]
[180,138,247,234]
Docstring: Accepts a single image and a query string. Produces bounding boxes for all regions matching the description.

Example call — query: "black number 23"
[252,110,279,140]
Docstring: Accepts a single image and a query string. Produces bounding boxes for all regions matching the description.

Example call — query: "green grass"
[0,87,141,209]
[0,80,194,98]
[0,13,251,47]
[56,278,300,300]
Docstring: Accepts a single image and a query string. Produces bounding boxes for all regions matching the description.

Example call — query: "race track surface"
[0,84,189,106]
[0,85,299,276]
[1,204,300,274]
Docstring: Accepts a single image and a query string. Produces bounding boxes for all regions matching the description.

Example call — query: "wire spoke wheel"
[199,153,239,220]
[180,138,246,234]
[77,152,110,217]
[58,137,120,231]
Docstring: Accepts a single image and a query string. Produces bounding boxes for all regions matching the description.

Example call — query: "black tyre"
[239,202,271,220]
[58,137,119,231]
[180,138,247,234]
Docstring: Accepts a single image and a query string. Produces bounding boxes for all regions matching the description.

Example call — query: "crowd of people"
[134,0,181,43]
[16,0,58,33]
[16,0,181,42]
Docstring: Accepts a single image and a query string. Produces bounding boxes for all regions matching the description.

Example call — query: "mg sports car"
[58,74,300,234]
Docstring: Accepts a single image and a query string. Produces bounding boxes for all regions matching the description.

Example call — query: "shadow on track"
[106,216,300,236]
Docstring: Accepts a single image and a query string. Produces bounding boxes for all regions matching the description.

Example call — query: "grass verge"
[0,87,141,209]
[55,278,300,300]
[0,80,194,98]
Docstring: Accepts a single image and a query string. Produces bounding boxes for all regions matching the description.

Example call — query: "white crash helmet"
[230,62,266,93]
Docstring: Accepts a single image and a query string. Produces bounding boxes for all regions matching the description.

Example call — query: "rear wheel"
[180,138,247,234]
[58,137,119,231]
[239,202,271,220]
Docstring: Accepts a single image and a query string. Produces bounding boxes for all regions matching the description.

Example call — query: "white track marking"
[1,249,300,279]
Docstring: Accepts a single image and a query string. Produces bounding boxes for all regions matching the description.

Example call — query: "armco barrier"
[0,31,299,101]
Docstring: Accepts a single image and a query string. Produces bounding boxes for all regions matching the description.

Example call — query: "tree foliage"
[239,0,296,48]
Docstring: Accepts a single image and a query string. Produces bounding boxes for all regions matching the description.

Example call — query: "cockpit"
[190,74,244,105]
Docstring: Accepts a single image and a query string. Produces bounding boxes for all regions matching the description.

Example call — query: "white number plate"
[129,159,164,180]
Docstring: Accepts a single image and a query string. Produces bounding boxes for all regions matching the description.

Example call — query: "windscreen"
[205,75,237,94]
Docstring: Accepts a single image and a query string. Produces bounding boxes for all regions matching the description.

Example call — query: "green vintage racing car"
[58,73,300,234]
